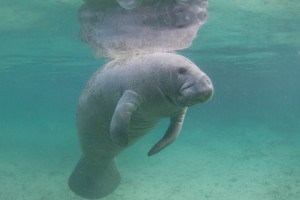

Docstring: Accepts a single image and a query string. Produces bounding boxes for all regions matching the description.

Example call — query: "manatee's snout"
[194,74,213,102]
[178,73,213,107]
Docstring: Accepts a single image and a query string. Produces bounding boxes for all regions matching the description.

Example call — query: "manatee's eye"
[178,67,187,74]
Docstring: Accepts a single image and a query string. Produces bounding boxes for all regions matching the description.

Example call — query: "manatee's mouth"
[180,82,195,95]
[178,96,203,107]
[177,83,213,107]
[177,95,210,107]
[192,97,207,103]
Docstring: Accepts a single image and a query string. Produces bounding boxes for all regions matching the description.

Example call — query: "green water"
[0,0,300,199]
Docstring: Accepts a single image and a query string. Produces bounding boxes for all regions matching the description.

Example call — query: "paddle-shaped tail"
[68,157,120,199]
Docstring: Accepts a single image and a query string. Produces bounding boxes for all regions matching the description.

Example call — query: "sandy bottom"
[1,119,300,200]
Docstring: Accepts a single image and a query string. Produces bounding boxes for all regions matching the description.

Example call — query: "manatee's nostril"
[201,74,212,86]
[205,77,212,86]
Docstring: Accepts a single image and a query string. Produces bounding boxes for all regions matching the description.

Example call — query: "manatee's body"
[68,53,213,199]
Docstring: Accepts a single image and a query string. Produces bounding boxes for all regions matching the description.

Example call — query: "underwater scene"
[0,0,299,199]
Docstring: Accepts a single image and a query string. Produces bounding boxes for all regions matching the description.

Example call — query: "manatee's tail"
[68,157,121,199]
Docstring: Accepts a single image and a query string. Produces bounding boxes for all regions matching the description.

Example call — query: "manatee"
[68,52,213,199]
[79,0,208,58]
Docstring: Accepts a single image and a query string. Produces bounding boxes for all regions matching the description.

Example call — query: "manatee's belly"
[76,88,176,159]
[127,115,161,145]
[77,105,161,158]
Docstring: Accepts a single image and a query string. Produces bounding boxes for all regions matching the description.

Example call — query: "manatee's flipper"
[148,108,187,156]
[110,90,142,146]
[68,157,120,199]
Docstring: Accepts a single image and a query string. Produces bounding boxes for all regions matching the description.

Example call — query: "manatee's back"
[76,66,122,158]
[69,66,123,199]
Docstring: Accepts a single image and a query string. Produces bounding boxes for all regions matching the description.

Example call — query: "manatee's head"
[176,68,213,107]
[161,55,213,107]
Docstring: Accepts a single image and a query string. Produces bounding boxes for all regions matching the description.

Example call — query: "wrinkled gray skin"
[79,0,208,57]
[68,53,213,199]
